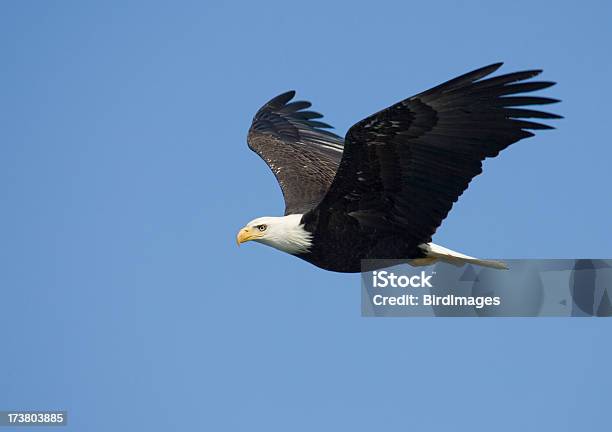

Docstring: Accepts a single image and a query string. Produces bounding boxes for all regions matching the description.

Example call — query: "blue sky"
[1,1,611,430]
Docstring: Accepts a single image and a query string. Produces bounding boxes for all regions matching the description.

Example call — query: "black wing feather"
[306,63,560,269]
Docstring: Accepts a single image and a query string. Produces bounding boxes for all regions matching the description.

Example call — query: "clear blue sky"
[1,1,611,431]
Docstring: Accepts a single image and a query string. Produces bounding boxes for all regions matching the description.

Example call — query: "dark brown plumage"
[248,91,344,214]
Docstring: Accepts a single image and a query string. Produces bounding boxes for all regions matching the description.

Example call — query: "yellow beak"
[236,227,257,246]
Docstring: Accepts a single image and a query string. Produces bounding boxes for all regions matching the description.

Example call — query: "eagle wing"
[247,91,344,215]
[312,63,561,249]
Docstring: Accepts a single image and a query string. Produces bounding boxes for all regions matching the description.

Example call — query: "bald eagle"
[237,63,560,272]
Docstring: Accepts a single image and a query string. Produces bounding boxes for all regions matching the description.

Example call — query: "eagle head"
[236,215,312,255]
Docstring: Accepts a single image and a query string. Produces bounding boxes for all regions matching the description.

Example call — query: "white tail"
[412,243,508,270]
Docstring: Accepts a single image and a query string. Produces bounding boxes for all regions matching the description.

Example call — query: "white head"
[236,214,312,255]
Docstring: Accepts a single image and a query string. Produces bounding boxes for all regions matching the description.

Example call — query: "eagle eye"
[257,224,267,232]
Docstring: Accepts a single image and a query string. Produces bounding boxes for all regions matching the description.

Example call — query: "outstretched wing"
[247,91,344,215]
[312,63,561,249]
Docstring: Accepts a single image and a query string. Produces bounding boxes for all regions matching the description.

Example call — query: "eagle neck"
[260,214,313,255]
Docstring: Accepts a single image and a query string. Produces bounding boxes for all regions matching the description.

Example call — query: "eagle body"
[237,63,560,273]
[298,210,428,273]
